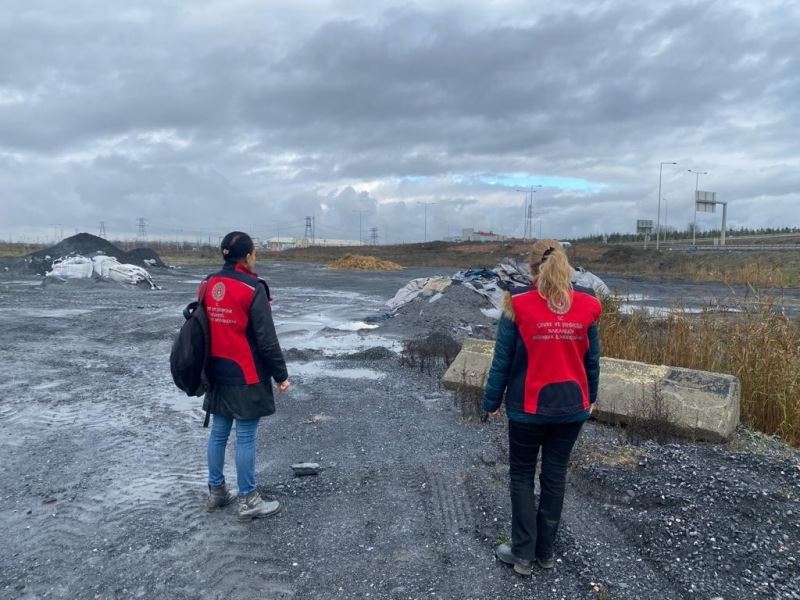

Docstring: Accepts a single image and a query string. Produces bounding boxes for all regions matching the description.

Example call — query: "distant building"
[265,237,303,252]
[313,239,365,247]
[264,237,364,251]
[462,228,506,242]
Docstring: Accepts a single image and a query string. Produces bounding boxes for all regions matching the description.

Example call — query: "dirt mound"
[125,247,168,268]
[327,254,403,271]
[342,347,396,361]
[25,233,167,274]
[382,281,497,341]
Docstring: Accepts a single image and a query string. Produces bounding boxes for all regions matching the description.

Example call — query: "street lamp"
[656,162,677,250]
[688,169,708,246]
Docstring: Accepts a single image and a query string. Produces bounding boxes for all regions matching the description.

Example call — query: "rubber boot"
[238,491,281,521]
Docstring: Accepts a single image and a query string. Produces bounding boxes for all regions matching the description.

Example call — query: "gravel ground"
[1,263,798,599]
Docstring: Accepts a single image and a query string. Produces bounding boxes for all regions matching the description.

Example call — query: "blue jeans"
[508,420,584,561]
[207,415,260,496]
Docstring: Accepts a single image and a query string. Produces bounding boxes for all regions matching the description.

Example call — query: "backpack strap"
[199,274,213,428]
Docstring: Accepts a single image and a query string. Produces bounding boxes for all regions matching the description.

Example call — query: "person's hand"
[488,410,500,417]
[276,380,291,395]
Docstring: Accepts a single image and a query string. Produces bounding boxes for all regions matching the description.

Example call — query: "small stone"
[291,462,322,476]
[479,451,496,466]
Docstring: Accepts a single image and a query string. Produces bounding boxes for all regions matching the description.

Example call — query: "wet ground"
[1,262,798,599]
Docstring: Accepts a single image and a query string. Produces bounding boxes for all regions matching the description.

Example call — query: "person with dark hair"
[484,239,602,575]
[198,231,290,521]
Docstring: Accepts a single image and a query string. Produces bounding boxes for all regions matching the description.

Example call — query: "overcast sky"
[1,0,798,244]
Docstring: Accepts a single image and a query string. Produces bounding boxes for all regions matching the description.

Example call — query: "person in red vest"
[484,238,602,575]
[199,231,290,521]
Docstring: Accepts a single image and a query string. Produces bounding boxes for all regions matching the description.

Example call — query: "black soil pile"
[25,233,167,274]
[125,247,168,268]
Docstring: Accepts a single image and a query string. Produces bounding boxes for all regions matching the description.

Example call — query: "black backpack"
[170,297,211,410]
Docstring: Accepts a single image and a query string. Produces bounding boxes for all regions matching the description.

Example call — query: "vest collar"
[222,261,259,277]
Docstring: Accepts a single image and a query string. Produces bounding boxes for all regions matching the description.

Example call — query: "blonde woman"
[484,239,602,575]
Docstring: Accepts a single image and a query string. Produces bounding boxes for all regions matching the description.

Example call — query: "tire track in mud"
[425,467,475,537]
[172,529,296,599]
[420,467,498,600]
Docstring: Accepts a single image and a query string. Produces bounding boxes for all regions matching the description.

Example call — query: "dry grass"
[599,294,800,446]
[0,242,46,256]
[676,262,796,287]
[326,254,403,271]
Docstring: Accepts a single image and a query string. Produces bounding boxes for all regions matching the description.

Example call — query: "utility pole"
[656,161,677,250]
[417,202,435,242]
[688,169,708,246]
[98,221,106,238]
[353,210,367,244]
[369,227,379,246]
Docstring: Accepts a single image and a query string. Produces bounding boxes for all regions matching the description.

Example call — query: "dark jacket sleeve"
[482,315,518,413]
[249,283,289,383]
[584,322,601,404]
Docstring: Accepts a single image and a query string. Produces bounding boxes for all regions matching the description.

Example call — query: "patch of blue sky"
[479,173,604,191]
[394,175,429,182]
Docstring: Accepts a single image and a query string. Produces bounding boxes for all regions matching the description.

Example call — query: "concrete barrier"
[442,339,496,391]
[443,340,740,441]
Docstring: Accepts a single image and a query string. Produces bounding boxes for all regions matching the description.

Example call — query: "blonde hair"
[529,238,572,313]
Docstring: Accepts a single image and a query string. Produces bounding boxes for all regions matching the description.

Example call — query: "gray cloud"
[1,0,798,244]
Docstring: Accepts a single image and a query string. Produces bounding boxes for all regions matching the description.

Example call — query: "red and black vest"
[506,285,602,417]
[198,262,271,386]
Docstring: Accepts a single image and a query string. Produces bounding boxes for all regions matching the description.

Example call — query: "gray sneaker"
[238,491,281,521]
[206,484,236,511]
[495,543,532,576]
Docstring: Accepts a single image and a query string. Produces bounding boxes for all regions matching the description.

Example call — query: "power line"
[369,227,379,246]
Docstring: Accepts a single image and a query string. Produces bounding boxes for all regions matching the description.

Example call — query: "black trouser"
[508,419,584,561]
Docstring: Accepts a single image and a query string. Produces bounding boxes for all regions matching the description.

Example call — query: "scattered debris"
[387,258,609,319]
[304,415,335,425]
[327,254,403,271]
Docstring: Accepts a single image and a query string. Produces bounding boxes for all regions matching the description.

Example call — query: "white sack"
[572,267,610,296]
[46,256,94,279]
[47,254,158,289]
[386,277,431,310]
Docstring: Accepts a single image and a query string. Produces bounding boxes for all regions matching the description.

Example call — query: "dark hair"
[220,231,255,263]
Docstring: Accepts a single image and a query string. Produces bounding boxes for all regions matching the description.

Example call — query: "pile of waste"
[387,258,609,317]
[46,254,159,289]
[379,258,609,340]
[27,233,167,275]
[327,254,403,271]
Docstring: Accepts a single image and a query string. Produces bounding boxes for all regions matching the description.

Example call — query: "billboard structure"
[637,219,654,248]
[694,191,728,245]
